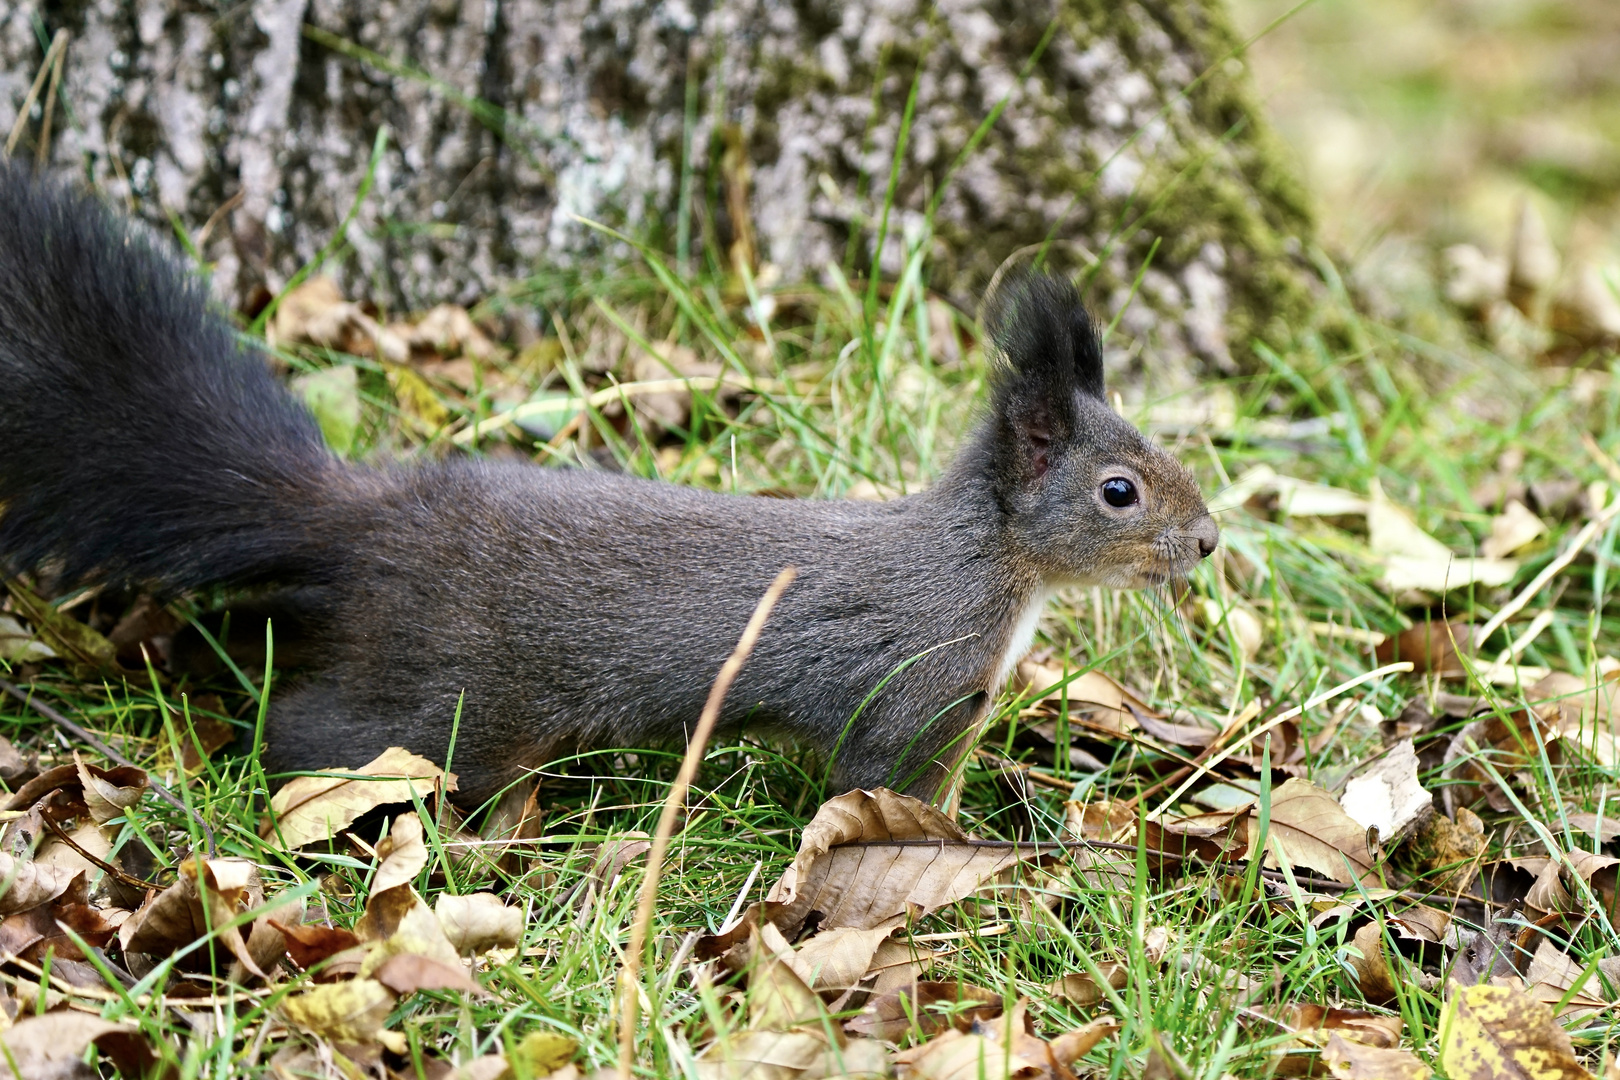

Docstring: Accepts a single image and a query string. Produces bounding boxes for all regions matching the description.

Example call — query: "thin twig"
[0,678,216,854]
[616,567,796,1080]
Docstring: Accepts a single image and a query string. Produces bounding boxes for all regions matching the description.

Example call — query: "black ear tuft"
[983,273,1106,407]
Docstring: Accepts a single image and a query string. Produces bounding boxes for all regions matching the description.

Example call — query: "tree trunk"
[0,0,1314,380]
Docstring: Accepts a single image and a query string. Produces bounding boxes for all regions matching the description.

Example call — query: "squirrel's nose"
[1189,515,1219,559]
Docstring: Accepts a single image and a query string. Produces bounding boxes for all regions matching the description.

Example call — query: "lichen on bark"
[0,0,1316,381]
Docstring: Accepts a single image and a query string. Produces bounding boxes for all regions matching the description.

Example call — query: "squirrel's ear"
[983,274,1105,481]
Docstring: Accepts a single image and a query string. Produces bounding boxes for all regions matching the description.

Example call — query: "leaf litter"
[7,278,1620,1077]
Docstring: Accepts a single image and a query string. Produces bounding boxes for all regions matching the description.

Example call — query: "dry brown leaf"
[72,752,145,824]
[372,812,429,896]
[569,833,649,920]
[1339,740,1432,845]
[845,980,1001,1042]
[0,851,79,915]
[1524,849,1619,917]
[791,922,902,992]
[270,918,361,973]
[1439,980,1592,1080]
[0,1011,161,1080]
[280,976,404,1054]
[357,884,463,973]
[122,855,266,977]
[749,931,826,1031]
[1521,940,1610,1019]
[891,1001,1106,1080]
[1322,1032,1432,1080]
[1267,1003,1405,1075]
[1482,501,1548,559]
[1049,963,1127,1007]
[269,276,408,362]
[1252,778,1378,884]
[761,789,1053,936]
[1014,661,1151,734]
[1376,622,1476,677]
[695,1028,868,1080]
[373,950,485,997]
[264,747,456,851]
[1407,807,1487,894]
[435,891,523,954]
[1369,485,1519,592]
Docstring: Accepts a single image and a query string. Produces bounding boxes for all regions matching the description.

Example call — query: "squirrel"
[0,163,1217,808]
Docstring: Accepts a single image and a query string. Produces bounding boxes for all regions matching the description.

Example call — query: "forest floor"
[2,3,1620,1079]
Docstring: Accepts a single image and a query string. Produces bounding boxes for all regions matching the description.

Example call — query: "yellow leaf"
[1439,981,1593,1080]
[280,977,403,1053]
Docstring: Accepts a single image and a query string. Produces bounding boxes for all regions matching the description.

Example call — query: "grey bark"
[0,0,1314,379]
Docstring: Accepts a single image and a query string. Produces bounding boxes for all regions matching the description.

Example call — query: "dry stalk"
[616,566,797,1080]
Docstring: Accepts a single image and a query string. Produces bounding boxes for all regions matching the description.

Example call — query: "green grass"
[4,232,1620,1076]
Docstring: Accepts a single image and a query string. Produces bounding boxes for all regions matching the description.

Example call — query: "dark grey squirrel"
[0,163,1218,808]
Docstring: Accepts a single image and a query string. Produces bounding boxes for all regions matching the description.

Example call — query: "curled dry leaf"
[280,976,405,1054]
[372,812,429,896]
[122,855,268,978]
[696,1028,885,1080]
[72,752,145,824]
[1013,660,1151,735]
[1443,704,1562,815]
[357,884,463,973]
[892,1001,1111,1080]
[1265,1003,1404,1076]
[1049,963,1127,1007]
[846,981,1001,1042]
[791,921,904,992]
[1322,1032,1432,1080]
[435,891,523,954]
[1339,740,1432,845]
[0,1011,162,1080]
[1439,981,1592,1080]
[761,788,1054,937]
[270,918,361,973]
[264,746,456,851]
[0,851,78,915]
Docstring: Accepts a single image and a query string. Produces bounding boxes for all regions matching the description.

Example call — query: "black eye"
[1101,478,1138,508]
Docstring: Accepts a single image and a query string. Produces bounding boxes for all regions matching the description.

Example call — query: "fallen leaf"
[1482,501,1548,559]
[1370,483,1519,593]
[373,950,485,997]
[757,789,1053,938]
[372,812,429,895]
[73,751,144,824]
[892,1001,1107,1080]
[269,276,407,362]
[122,855,267,977]
[1201,599,1263,662]
[845,981,1001,1041]
[271,918,361,972]
[0,615,55,663]
[357,884,463,973]
[508,1030,580,1077]
[1322,1032,1432,1079]
[0,852,79,915]
[280,976,404,1054]
[264,746,456,851]
[3,580,118,671]
[1522,939,1610,1020]
[694,1028,835,1080]
[1439,981,1591,1080]
[0,1011,161,1080]
[1049,963,1127,1007]
[1253,778,1378,885]
[435,891,523,954]
[791,922,901,991]
[1376,622,1475,676]
[1339,740,1432,844]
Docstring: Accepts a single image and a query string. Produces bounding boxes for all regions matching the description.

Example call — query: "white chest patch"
[991,586,1055,693]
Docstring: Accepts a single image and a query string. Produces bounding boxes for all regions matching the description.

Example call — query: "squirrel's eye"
[1101,478,1138,508]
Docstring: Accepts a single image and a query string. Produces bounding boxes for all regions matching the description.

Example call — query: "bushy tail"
[0,162,345,595]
